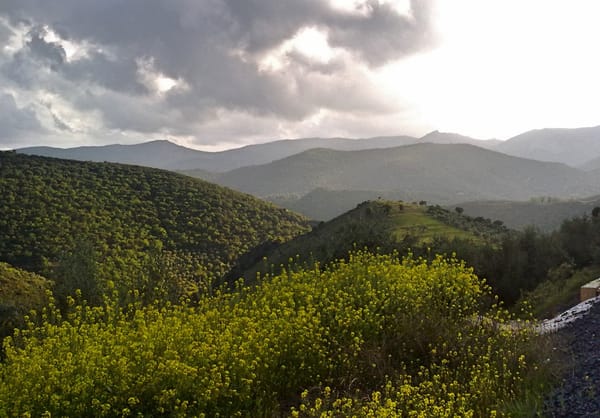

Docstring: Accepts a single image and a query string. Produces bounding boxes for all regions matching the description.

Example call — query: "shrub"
[0,251,552,416]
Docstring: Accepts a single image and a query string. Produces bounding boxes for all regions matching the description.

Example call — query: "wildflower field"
[0,251,552,416]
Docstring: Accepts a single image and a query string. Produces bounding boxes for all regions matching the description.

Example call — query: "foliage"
[0,251,553,416]
[0,152,309,302]
[0,262,51,341]
[228,201,506,284]
[516,266,600,318]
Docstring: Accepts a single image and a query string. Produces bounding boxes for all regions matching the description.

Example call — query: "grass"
[516,265,600,319]
[390,204,484,244]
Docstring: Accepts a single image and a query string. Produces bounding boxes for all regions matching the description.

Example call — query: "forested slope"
[0,152,310,301]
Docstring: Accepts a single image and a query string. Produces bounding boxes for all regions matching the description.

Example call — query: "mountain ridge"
[212,143,600,205]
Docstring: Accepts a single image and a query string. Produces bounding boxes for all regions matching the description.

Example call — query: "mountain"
[580,156,600,171]
[454,196,600,232]
[495,126,600,167]
[0,151,309,299]
[17,133,501,174]
[17,140,215,171]
[212,143,600,204]
[419,130,501,148]
[18,136,417,172]
[203,135,419,171]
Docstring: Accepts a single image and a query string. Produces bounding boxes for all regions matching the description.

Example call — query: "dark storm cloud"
[26,27,66,68]
[0,19,13,44]
[0,0,435,144]
[326,1,434,65]
[62,51,148,95]
[0,93,45,139]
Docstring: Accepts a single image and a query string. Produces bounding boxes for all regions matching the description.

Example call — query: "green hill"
[227,200,508,285]
[212,143,600,204]
[0,152,310,301]
[268,189,414,221]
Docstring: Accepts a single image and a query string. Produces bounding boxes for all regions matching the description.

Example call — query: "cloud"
[0,0,436,148]
[26,27,66,68]
[0,92,45,140]
[0,18,13,45]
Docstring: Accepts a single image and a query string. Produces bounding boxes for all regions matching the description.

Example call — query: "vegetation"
[228,201,512,297]
[0,152,309,304]
[456,195,600,232]
[517,266,600,318]
[3,150,599,416]
[0,262,51,341]
[232,199,600,310]
[0,251,554,416]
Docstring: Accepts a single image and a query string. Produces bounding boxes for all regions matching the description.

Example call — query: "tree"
[455,207,464,215]
[53,240,101,308]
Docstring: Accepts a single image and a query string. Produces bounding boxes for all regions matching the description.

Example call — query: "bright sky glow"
[376,0,600,139]
[259,26,338,72]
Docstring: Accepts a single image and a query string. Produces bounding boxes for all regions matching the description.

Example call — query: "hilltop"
[0,152,310,301]
[227,200,508,286]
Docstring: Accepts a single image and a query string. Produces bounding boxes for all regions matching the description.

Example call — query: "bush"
[0,251,552,416]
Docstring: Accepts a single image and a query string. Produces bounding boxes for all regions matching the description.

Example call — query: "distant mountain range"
[212,143,600,204]
[495,126,600,167]
[17,136,418,172]
[17,125,600,173]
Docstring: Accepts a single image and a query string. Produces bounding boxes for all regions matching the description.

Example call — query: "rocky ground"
[543,299,600,417]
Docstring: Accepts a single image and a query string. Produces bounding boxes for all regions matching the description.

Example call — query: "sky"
[1,0,600,151]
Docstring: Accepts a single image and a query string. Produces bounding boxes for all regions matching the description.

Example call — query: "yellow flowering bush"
[0,251,548,416]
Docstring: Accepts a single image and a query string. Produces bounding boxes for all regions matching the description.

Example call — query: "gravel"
[543,299,600,417]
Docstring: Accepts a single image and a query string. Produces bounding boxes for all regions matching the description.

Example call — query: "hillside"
[456,196,600,232]
[213,143,600,204]
[580,155,600,171]
[0,152,309,300]
[496,126,600,167]
[0,262,51,338]
[227,200,508,285]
